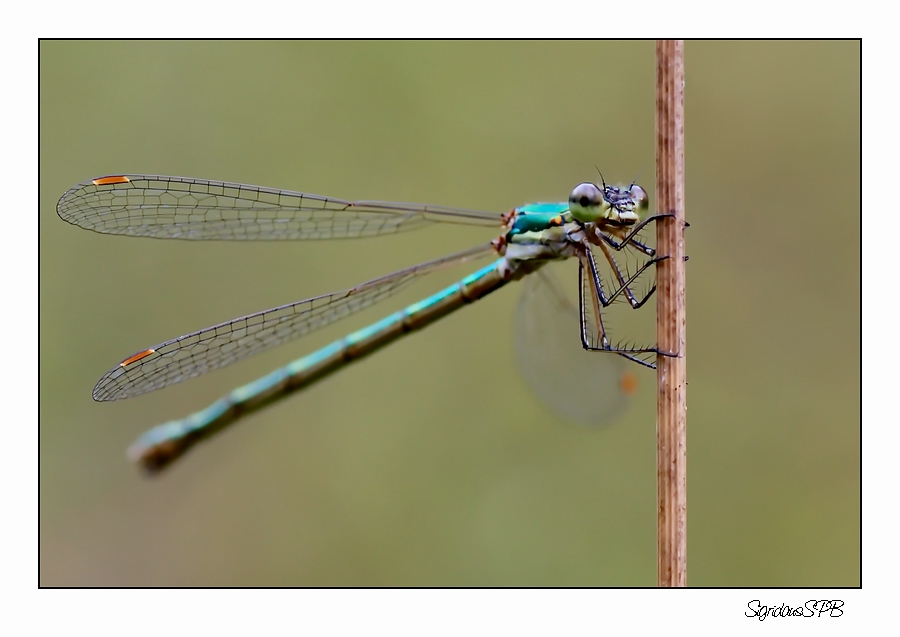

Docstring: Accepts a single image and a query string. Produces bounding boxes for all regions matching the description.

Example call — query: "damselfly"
[57,175,671,472]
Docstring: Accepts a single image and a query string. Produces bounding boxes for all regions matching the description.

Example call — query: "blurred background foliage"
[40,40,859,586]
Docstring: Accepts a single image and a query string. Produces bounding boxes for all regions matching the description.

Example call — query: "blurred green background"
[39,41,859,586]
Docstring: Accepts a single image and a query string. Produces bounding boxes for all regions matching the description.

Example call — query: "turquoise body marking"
[517,202,568,214]
[461,260,503,286]
[286,341,345,374]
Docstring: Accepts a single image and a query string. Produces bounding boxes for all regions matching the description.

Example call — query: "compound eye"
[629,184,649,212]
[569,182,602,208]
[568,182,604,221]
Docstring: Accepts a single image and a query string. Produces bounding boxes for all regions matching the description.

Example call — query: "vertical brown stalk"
[655,40,687,587]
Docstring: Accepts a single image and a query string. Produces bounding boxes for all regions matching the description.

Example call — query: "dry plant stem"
[655,40,688,587]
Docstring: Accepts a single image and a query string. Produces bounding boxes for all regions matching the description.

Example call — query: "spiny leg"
[608,214,690,255]
[595,212,687,307]
[601,233,656,256]
[598,213,676,256]
[603,253,678,362]
[580,240,662,310]
[577,249,675,370]
[577,256,611,350]
[595,239,661,309]
[580,242,611,306]
[604,255,667,309]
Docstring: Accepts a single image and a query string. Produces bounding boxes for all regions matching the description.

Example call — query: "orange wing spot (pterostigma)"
[120,349,155,367]
[92,176,131,186]
[619,370,639,396]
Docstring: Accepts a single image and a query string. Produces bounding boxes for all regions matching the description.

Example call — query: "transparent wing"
[58,174,502,240]
[93,243,495,401]
[514,267,635,426]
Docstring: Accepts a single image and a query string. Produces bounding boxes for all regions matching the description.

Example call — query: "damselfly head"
[601,182,648,224]
[569,180,649,225]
